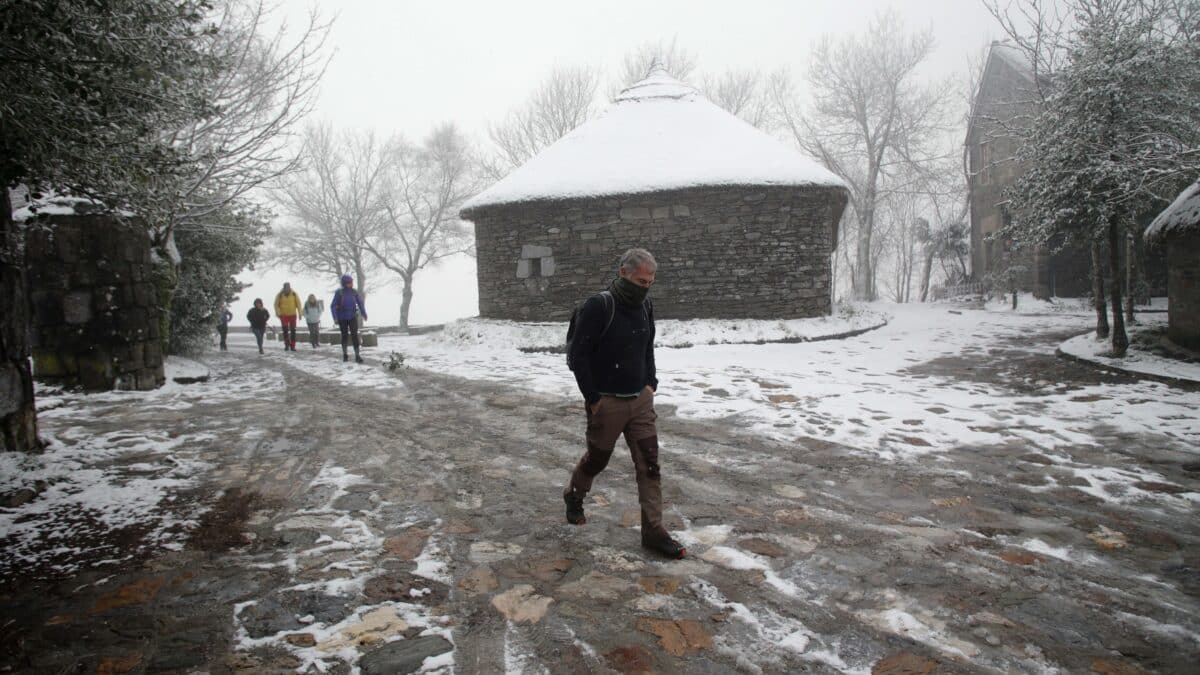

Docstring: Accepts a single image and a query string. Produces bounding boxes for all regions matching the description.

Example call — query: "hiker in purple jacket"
[331,274,368,363]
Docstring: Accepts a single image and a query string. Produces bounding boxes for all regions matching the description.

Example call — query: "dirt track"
[1,327,1197,674]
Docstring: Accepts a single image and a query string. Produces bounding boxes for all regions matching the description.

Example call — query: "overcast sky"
[233,0,1006,328]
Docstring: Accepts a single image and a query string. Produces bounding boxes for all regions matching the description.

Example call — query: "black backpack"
[565,291,615,371]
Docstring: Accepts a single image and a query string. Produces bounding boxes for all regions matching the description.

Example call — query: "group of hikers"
[216,274,369,363]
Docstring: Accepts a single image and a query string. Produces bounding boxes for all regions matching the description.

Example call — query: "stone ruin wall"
[468,185,846,321]
[24,215,165,391]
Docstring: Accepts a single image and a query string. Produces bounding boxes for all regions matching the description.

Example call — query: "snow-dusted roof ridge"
[614,64,698,102]
[990,40,1035,83]
[1145,179,1200,241]
[462,69,846,213]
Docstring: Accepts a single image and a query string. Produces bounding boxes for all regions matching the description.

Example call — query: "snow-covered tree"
[1,0,217,452]
[170,201,271,354]
[366,124,483,330]
[999,0,1200,355]
[771,9,953,301]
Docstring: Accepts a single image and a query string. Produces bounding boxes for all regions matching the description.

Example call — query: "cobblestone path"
[1,327,1197,673]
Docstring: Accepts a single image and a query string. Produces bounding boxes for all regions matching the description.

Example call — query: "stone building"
[460,67,848,321]
[20,198,165,391]
[966,42,1092,297]
[1145,179,1200,351]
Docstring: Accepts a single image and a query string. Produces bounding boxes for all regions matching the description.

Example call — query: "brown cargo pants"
[566,386,665,538]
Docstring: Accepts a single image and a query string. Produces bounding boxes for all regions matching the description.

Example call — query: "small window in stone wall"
[517,244,555,279]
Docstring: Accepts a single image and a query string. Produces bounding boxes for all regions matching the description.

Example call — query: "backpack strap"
[599,291,615,336]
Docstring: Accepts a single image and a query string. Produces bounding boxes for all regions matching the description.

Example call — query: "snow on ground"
[384,301,1200,504]
[8,302,1193,584]
[434,304,886,350]
[1060,315,1200,382]
[386,302,1199,458]
[984,292,1168,315]
[1,359,268,580]
[235,334,406,390]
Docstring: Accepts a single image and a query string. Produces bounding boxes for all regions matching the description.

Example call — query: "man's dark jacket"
[569,294,658,405]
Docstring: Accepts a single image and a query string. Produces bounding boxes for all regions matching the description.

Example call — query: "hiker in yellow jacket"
[274,282,303,351]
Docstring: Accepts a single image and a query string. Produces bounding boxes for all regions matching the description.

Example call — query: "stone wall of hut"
[467,185,846,321]
[1167,231,1200,350]
[24,215,165,391]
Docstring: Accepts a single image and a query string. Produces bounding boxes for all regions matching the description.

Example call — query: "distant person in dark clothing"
[331,274,367,363]
[246,299,270,354]
[217,304,233,351]
[563,248,685,559]
[303,294,323,349]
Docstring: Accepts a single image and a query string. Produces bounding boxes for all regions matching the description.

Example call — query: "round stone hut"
[1145,179,1200,351]
[460,66,849,321]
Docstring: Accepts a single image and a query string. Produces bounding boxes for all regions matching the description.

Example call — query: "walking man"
[274,282,302,351]
[331,274,367,363]
[564,248,685,559]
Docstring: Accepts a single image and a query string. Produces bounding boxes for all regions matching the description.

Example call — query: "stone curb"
[1055,345,1200,389]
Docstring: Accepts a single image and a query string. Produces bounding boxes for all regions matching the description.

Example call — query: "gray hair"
[618,248,657,273]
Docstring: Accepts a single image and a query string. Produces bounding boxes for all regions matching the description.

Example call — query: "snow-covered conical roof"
[462,66,846,214]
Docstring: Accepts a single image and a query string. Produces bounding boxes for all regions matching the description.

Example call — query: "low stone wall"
[25,215,165,391]
[465,185,847,321]
[1167,231,1200,350]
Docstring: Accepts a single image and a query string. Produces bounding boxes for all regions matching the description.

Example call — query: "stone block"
[516,259,531,279]
[78,351,115,391]
[652,206,670,219]
[144,341,162,367]
[619,206,651,220]
[541,256,556,276]
[673,205,691,217]
[133,283,151,306]
[63,291,93,325]
[520,244,552,259]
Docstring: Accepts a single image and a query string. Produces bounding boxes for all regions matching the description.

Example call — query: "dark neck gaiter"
[611,277,649,306]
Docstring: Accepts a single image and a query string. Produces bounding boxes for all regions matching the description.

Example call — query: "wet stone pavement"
[1,326,1198,674]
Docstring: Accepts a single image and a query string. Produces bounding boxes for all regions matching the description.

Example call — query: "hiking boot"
[642,532,687,559]
[355,354,364,364]
[343,352,349,362]
[563,490,586,525]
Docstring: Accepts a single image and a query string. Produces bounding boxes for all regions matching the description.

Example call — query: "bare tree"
[610,37,698,96]
[880,195,923,303]
[701,69,775,129]
[149,0,330,250]
[771,10,952,301]
[271,123,389,300]
[484,65,601,181]
[366,124,481,329]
